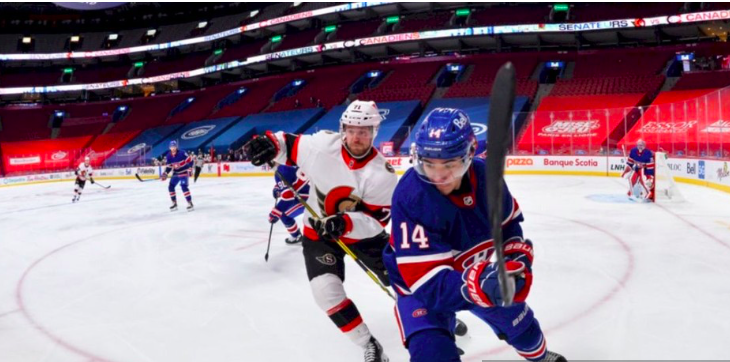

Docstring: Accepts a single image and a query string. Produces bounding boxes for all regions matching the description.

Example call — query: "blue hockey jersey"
[164,150,194,177]
[627,147,655,177]
[383,158,525,313]
[274,165,309,201]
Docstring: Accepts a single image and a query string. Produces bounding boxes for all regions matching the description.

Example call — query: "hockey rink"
[1,174,729,361]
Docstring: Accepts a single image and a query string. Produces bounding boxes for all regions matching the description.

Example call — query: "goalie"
[622,139,655,201]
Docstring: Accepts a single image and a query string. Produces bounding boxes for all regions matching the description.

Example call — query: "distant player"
[408,142,417,164]
[622,139,655,201]
[161,140,194,211]
[383,108,566,362]
[72,156,95,203]
[194,151,205,183]
[270,164,310,244]
[245,100,397,362]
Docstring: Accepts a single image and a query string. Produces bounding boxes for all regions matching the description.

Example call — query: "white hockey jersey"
[271,130,397,243]
[76,162,93,181]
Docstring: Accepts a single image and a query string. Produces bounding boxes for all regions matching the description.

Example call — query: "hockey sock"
[311,274,372,347]
[509,320,547,361]
[327,298,372,347]
[170,191,177,204]
[284,220,301,238]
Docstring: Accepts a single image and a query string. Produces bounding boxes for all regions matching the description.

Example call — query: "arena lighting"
[271,35,282,43]
[22,37,32,44]
[386,16,399,24]
[455,8,471,17]
[448,64,463,72]
[214,49,224,55]
[554,3,569,12]
[134,61,144,68]
[198,21,208,29]
[146,29,157,37]
[324,25,337,33]
[108,33,119,40]
[63,68,74,74]
[3,7,730,94]
[70,36,80,43]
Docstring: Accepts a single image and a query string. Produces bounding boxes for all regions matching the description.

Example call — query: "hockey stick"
[135,173,160,182]
[93,181,111,189]
[264,197,277,262]
[271,163,395,300]
[486,62,516,307]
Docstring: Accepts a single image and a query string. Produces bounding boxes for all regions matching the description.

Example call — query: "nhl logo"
[316,253,337,266]
[463,196,474,206]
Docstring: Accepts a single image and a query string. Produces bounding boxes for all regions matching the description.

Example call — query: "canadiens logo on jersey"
[463,196,474,206]
[315,186,362,216]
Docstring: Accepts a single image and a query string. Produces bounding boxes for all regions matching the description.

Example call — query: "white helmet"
[340,100,382,134]
[84,156,90,163]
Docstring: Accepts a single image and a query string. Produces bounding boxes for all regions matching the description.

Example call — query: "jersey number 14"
[400,222,430,249]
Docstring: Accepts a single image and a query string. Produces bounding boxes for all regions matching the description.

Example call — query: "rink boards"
[1,155,729,194]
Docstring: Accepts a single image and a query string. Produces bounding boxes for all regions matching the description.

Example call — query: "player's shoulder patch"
[385,162,395,174]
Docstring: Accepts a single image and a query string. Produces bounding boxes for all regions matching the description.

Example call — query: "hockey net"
[653,152,685,202]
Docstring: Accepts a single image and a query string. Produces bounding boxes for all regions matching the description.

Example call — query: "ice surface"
[1,175,729,361]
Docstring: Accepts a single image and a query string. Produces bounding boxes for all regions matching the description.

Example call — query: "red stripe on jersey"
[453,240,494,272]
[360,201,391,227]
[502,198,521,226]
[398,257,453,289]
[303,225,360,244]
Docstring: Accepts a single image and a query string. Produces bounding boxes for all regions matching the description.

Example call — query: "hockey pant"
[74,178,87,199]
[395,294,548,362]
[194,166,202,183]
[169,175,192,204]
[302,232,390,348]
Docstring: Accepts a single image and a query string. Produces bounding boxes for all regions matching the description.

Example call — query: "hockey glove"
[268,209,280,224]
[272,188,281,199]
[503,238,534,273]
[244,132,278,167]
[308,213,350,240]
[461,260,532,308]
[90,177,95,184]
[160,173,168,181]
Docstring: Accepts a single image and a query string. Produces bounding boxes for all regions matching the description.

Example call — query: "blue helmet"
[415,108,476,160]
[413,108,477,184]
[169,140,178,148]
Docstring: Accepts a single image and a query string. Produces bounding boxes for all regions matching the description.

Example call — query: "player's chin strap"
[268,161,395,300]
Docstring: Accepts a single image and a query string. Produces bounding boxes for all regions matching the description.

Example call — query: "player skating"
[244,100,396,362]
[270,164,309,244]
[72,156,95,203]
[622,139,655,201]
[383,108,567,362]
[161,140,194,211]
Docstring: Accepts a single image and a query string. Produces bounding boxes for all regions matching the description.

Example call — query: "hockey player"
[244,100,397,362]
[194,150,205,183]
[622,139,655,200]
[161,140,194,211]
[383,108,566,362]
[270,164,310,244]
[72,156,95,203]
